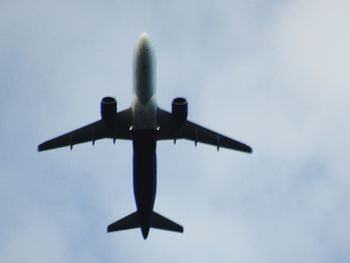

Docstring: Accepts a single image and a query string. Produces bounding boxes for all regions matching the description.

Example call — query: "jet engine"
[101,96,117,121]
[172,97,188,124]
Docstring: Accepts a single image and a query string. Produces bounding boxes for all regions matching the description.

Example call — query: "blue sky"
[1,0,350,262]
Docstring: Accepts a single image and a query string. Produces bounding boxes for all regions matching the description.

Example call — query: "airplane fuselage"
[132,33,158,238]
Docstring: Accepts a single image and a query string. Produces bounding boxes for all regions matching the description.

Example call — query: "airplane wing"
[38,108,132,151]
[157,108,252,153]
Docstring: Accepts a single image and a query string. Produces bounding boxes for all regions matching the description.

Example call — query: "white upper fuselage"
[132,33,157,130]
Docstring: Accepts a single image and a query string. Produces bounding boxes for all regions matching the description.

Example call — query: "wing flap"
[157,108,252,153]
[38,108,132,152]
[182,120,252,153]
[38,120,108,151]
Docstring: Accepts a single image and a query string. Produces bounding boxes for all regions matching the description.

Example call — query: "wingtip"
[38,143,50,152]
[242,143,253,154]
[38,144,43,152]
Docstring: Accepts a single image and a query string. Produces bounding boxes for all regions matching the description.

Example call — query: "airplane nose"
[136,32,152,51]
[134,32,154,71]
[138,32,150,44]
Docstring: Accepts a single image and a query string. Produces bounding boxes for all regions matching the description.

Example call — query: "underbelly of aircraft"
[132,130,157,220]
[132,95,157,130]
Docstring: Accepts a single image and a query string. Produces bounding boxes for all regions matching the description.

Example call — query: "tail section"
[107,211,183,238]
[151,212,183,233]
[107,212,139,232]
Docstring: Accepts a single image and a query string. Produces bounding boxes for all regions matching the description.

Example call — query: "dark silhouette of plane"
[38,33,253,239]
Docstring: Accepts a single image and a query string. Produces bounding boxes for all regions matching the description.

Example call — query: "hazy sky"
[1,0,350,262]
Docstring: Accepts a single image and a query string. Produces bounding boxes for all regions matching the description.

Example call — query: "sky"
[1,0,350,262]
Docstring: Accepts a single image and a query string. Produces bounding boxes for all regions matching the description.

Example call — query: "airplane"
[38,32,253,239]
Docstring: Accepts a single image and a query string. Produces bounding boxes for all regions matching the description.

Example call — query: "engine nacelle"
[101,97,117,121]
[172,97,188,124]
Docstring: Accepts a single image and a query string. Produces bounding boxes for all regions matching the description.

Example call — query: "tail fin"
[107,211,184,236]
[151,212,183,233]
[107,212,139,232]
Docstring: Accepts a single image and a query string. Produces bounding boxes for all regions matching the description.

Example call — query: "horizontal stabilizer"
[151,212,183,233]
[107,212,139,232]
